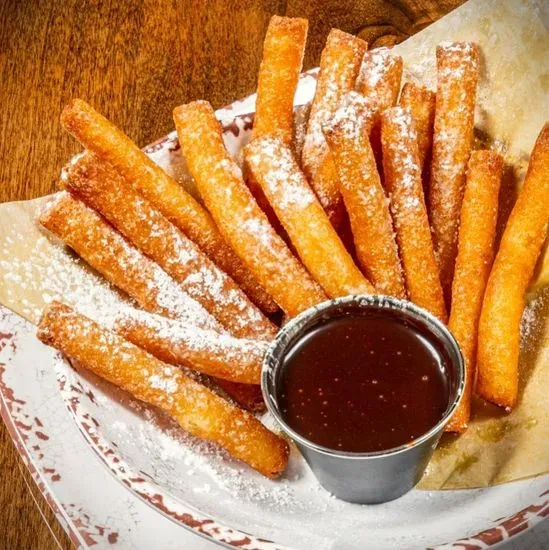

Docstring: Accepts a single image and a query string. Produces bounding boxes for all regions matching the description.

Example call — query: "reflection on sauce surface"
[278,313,450,453]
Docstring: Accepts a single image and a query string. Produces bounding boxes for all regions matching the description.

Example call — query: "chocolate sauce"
[277,311,450,453]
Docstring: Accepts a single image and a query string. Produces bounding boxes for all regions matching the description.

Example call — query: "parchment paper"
[1,0,549,490]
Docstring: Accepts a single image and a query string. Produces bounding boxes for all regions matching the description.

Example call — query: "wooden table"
[0,0,461,546]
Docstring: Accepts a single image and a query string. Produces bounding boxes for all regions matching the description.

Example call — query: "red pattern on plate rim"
[0,82,548,547]
[0,316,121,548]
[1,223,548,550]
[55,358,277,550]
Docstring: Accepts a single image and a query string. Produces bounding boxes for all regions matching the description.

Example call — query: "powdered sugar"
[104,410,317,512]
[148,373,179,394]
[1,225,128,327]
[181,260,272,339]
[325,91,376,143]
[239,216,278,251]
[145,263,213,325]
[521,291,548,345]
[439,41,479,57]
[217,157,243,180]
[38,193,219,332]
[438,43,479,81]
[356,48,403,111]
[357,48,398,89]
[246,137,315,210]
[383,107,421,195]
[360,48,390,88]
[117,308,268,375]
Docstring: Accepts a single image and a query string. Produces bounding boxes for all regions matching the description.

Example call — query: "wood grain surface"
[0,0,462,547]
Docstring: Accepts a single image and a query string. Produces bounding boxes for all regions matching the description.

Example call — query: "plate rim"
[1,78,549,549]
[2,303,549,549]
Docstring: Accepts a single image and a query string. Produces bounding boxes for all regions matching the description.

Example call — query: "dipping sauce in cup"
[278,312,449,453]
[262,295,464,504]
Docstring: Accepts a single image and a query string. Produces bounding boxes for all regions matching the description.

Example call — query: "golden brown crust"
[301,30,367,226]
[60,99,277,314]
[429,42,480,303]
[246,136,374,298]
[174,100,327,318]
[399,82,436,172]
[253,16,308,145]
[446,150,503,431]
[323,92,406,298]
[477,125,549,409]
[37,302,288,477]
[65,153,277,341]
[381,106,447,321]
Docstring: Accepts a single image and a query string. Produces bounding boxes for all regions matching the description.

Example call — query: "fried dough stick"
[174,100,327,318]
[37,302,288,478]
[381,107,446,320]
[115,310,267,385]
[39,192,220,330]
[356,48,403,110]
[323,92,405,298]
[60,99,277,314]
[399,83,436,174]
[356,47,403,168]
[39,193,263,411]
[301,30,367,226]
[447,151,503,431]
[64,154,276,341]
[477,125,549,409]
[246,136,374,297]
[244,16,308,237]
[253,16,308,145]
[429,42,480,302]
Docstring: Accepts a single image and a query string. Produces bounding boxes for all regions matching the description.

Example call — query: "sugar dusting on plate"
[54,351,337,513]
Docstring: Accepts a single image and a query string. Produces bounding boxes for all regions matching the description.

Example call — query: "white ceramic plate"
[1,89,549,550]
[1,304,549,550]
[2,1,549,547]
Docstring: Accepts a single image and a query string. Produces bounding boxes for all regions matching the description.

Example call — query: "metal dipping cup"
[262,295,464,504]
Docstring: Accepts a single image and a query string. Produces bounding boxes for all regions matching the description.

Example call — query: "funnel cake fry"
[447,150,503,431]
[381,107,446,321]
[174,100,327,318]
[477,125,549,409]
[37,302,288,478]
[323,92,405,298]
[60,99,276,313]
[115,310,267,385]
[429,42,480,302]
[246,136,374,298]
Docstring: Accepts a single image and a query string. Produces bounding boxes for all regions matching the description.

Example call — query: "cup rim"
[261,295,465,460]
